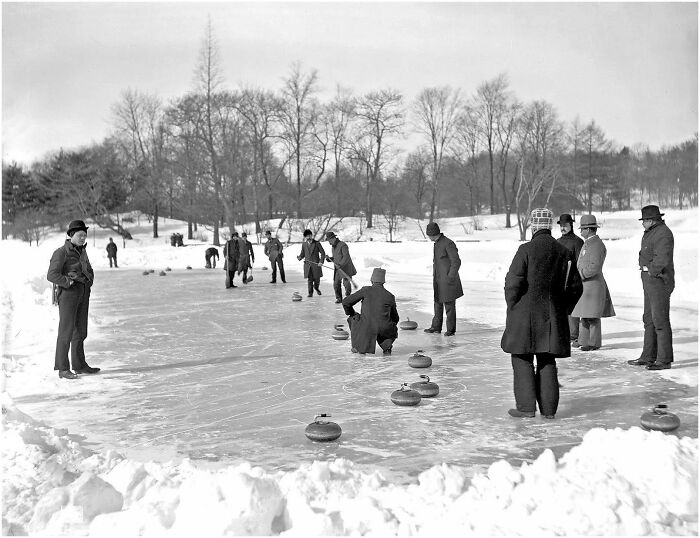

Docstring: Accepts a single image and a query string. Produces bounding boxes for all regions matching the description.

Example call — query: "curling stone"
[186,266,192,270]
[292,292,303,302]
[408,350,432,369]
[159,271,167,276]
[391,383,422,406]
[410,375,439,397]
[166,267,172,272]
[305,414,342,442]
[149,269,155,273]
[332,324,349,340]
[640,404,681,432]
[262,266,268,270]
[142,270,150,276]
[399,318,418,330]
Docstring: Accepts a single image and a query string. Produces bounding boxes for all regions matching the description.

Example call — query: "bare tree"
[352,89,404,228]
[473,73,510,215]
[403,148,431,218]
[327,85,356,215]
[413,86,462,221]
[496,99,521,227]
[581,120,611,213]
[452,105,483,215]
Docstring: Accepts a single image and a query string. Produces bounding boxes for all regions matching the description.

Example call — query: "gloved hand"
[326,255,333,262]
[67,271,78,280]
[297,255,303,261]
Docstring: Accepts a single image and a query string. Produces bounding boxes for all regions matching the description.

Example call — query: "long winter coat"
[224,238,244,272]
[239,239,255,270]
[500,230,583,357]
[47,240,94,302]
[298,240,326,279]
[342,284,399,354]
[432,234,464,303]
[329,239,357,277]
[639,220,675,292]
[571,234,615,318]
[557,230,584,261]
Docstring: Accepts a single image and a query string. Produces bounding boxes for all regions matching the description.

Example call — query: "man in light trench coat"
[570,214,615,351]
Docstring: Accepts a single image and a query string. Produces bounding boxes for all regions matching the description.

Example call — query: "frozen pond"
[10,266,698,483]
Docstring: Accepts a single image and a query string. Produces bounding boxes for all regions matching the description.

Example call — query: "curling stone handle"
[314,413,331,421]
[419,375,430,382]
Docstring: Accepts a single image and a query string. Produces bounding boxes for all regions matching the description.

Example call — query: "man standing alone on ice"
[342,268,399,354]
[264,230,286,284]
[106,237,118,268]
[423,222,463,336]
[556,214,583,346]
[223,232,241,289]
[628,205,675,370]
[501,208,582,419]
[297,229,326,297]
[324,231,357,303]
[47,220,101,379]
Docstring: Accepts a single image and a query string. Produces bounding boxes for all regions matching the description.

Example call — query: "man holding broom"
[324,231,357,304]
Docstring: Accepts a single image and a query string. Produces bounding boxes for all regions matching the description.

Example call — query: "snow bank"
[1,394,696,536]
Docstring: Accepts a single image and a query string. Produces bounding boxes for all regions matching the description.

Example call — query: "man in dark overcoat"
[223,233,241,289]
[324,231,357,303]
[628,205,675,370]
[47,219,100,379]
[241,232,255,284]
[501,208,582,419]
[557,214,584,346]
[106,237,118,268]
[342,268,399,354]
[424,222,463,336]
[264,230,286,283]
[297,229,326,297]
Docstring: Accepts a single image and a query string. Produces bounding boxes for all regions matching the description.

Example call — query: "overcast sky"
[2,2,697,165]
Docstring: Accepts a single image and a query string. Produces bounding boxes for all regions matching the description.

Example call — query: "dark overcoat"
[500,230,583,357]
[639,221,675,292]
[298,240,326,279]
[330,239,357,277]
[557,230,584,261]
[342,284,399,354]
[432,234,464,303]
[48,240,95,289]
[264,238,284,262]
[571,235,615,318]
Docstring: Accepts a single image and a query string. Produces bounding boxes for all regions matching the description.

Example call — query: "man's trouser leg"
[579,318,591,347]
[277,258,286,283]
[445,300,457,333]
[343,277,352,297]
[643,273,674,364]
[568,316,580,341]
[307,276,314,296]
[534,354,559,416]
[431,301,444,331]
[226,269,235,288]
[270,260,277,282]
[54,283,88,371]
[640,273,658,361]
[70,285,90,371]
[588,318,602,347]
[205,255,211,268]
[333,271,343,300]
[511,354,537,413]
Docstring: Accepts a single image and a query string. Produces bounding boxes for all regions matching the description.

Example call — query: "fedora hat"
[556,213,574,225]
[579,214,600,229]
[639,205,664,221]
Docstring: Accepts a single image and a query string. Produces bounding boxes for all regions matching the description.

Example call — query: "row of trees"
[3,22,698,243]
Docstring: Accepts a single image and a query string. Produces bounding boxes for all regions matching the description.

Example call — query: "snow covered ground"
[1,209,698,535]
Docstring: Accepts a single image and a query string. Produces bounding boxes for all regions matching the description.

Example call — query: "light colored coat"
[571,234,615,318]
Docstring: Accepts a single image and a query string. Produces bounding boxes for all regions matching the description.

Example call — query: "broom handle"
[307,260,359,289]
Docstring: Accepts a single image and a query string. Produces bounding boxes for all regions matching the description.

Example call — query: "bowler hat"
[370,268,386,283]
[557,213,574,225]
[425,222,441,236]
[325,231,336,240]
[66,219,89,236]
[579,214,600,229]
[639,205,664,221]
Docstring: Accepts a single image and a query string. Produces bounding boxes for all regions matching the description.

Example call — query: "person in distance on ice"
[342,268,399,355]
[240,232,255,284]
[106,237,118,268]
[223,232,242,288]
[556,214,584,347]
[205,246,219,269]
[570,215,615,351]
[324,231,357,303]
[501,208,582,419]
[297,229,326,297]
[423,222,463,336]
[47,219,100,379]
[264,230,286,283]
[628,205,675,370]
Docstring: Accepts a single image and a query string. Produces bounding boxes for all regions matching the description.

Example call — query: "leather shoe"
[508,408,535,418]
[424,328,441,334]
[58,370,79,380]
[75,366,100,374]
[307,293,313,297]
[542,414,556,419]
[628,358,653,366]
[444,331,455,336]
[335,299,342,304]
[571,339,580,348]
[646,363,672,370]
[580,346,599,351]
[316,289,322,295]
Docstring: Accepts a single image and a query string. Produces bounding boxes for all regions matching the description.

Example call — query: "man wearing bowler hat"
[47,219,100,379]
[628,205,675,370]
[424,222,463,336]
[557,213,584,346]
[570,215,615,351]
